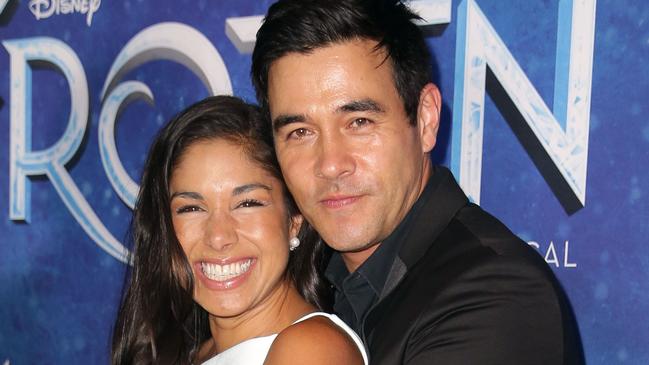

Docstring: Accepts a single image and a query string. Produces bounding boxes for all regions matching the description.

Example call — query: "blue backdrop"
[0,0,647,363]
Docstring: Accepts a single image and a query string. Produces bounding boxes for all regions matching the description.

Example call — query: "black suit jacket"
[361,167,584,364]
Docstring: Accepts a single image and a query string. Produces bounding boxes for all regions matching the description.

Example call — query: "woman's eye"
[237,199,264,208]
[175,205,202,214]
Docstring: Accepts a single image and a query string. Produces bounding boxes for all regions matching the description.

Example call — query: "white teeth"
[201,259,253,282]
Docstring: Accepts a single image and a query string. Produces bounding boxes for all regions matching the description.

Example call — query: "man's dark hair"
[251,0,433,125]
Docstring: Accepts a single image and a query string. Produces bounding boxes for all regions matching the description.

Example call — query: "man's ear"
[416,83,442,153]
[289,214,304,238]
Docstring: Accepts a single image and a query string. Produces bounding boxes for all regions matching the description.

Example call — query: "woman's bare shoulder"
[263,315,364,365]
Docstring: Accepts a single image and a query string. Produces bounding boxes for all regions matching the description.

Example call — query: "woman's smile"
[196,258,257,290]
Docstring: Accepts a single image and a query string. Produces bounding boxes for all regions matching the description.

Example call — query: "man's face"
[267,40,439,265]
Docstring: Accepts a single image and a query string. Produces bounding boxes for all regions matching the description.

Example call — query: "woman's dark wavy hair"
[111,95,331,365]
[251,0,432,125]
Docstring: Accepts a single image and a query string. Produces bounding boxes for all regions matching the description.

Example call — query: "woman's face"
[169,138,300,318]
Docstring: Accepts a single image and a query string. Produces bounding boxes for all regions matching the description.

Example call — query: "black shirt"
[324,168,437,334]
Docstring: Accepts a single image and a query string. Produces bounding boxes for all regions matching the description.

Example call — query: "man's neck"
[341,161,433,273]
[342,243,381,273]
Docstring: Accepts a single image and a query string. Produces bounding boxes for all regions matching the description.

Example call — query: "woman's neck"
[201,280,315,358]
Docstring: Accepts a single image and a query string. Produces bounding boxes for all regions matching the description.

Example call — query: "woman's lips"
[196,258,256,290]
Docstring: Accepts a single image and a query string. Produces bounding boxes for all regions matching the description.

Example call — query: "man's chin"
[321,232,378,253]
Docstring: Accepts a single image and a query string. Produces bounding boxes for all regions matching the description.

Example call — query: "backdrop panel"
[0,0,647,364]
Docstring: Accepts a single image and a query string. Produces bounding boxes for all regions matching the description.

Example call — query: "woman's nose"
[204,212,238,251]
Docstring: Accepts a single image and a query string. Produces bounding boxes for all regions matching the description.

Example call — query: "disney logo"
[28,0,101,26]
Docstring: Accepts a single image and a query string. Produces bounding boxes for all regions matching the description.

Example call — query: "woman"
[111,96,367,364]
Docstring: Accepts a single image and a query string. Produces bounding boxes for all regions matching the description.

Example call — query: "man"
[251,0,584,363]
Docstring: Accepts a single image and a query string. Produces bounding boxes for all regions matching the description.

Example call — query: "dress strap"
[291,311,331,324]
[290,312,369,365]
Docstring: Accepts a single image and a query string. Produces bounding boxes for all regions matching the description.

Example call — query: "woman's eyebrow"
[232,183,272,196]
[170,191,204,200]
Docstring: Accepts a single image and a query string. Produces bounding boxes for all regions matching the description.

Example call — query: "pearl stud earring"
[289,237,300,251]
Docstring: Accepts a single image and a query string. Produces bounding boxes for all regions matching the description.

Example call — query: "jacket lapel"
[363,167,469,340]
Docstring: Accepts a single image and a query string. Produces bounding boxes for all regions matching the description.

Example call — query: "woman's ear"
[289,214,304,238]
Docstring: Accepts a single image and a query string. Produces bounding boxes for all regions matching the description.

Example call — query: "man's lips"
[319,195,362,208]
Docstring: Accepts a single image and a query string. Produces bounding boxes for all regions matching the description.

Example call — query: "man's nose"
[204,212,238,251]
[314,133,355,180]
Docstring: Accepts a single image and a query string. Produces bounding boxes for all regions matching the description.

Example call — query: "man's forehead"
[267,42,394,105]
[268,39,389,76]
[266,39,400,125]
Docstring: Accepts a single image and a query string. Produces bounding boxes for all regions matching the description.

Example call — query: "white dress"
[201,312,369,365]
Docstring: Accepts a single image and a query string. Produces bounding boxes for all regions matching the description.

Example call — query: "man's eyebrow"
[272,114,306,132]
[272,99,384,131]
[232,183,272,196]
[337,99,386,114]
[170,191,203,200]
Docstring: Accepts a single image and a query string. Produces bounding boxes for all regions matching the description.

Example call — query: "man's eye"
[176,205,202,214]
[350,118,373,128]
[237,199,264,208]
[288,128,312,139]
